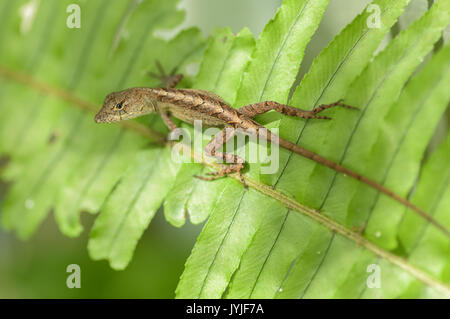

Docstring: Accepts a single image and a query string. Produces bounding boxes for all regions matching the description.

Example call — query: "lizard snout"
[94,111,108,123]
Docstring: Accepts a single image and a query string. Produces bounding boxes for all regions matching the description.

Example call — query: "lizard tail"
[261,129,450,239]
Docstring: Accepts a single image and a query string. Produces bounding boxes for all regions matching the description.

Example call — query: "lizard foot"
[194,164,247,188]
[148,60,183,89]
[308,99,359,120]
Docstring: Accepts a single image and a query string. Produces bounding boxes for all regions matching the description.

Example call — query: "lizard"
[94,62,450,238]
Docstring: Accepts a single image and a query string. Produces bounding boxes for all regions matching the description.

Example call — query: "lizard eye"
[116,102,123,110]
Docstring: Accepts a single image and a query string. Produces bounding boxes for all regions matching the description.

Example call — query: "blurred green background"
[1,0,444,298]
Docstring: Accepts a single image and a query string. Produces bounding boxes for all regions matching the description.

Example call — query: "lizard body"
[94,69,450,238]
[95,87,245,127]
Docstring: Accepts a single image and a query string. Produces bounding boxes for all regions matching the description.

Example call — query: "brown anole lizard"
[94,64,449,238]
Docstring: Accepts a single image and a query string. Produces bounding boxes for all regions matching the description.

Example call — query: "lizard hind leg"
[237,100,358,120]
[194,128,247,187]
[148,60,184,89]
[312,99,359,116]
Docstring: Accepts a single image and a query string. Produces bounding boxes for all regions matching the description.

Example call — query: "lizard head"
[95,88,155,123]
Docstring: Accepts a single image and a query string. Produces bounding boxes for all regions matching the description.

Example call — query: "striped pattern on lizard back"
[149,88,256,128]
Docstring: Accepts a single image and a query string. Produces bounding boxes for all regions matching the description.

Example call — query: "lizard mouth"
[94,111,114,123]
[94,112,104,123]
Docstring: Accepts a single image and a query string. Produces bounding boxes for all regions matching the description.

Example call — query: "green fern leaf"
[176,0,450,298]
[1,0,449,299]
[0,0,204,244]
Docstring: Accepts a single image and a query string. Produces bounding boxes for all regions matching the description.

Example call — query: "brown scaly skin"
[94,65,450,238]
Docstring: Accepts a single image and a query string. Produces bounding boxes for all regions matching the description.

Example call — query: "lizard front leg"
[195,128,246,187]
[148,60,184,89]
[237,100,357,120]
[160,111,178,131]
